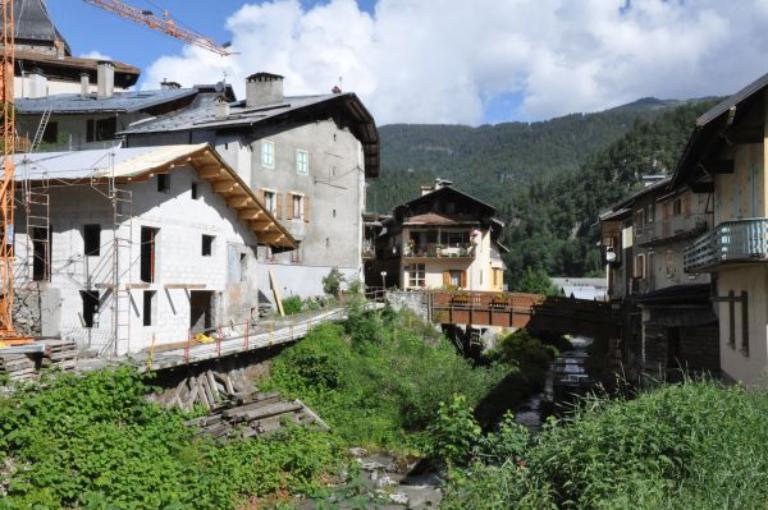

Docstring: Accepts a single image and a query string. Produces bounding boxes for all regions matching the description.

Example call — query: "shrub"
[322,268,345,297]
[0,367,344,509]
[282,295,303,315]
[428,395,483,466]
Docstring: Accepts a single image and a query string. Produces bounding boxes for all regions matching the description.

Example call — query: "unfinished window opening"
[86,117,117,142]
[140,227,158,283]
[202,235,214,256]
[191,182,199,200]
[83,224,101,256]
[42,121,58,144]
[190,290,214,333]
[157,174,171,193]
[143,290,156,327]
[32,226,51,282]
[80,290,99,328]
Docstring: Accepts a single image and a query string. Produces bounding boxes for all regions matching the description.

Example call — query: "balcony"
[684,218,768,273]
[404,243,474,259]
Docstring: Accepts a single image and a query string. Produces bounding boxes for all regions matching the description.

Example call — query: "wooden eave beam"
[239,208,265,221]
[198,164,225,179]
[228,196,253,209]
[213,180,238,193]
[251,220,272,232]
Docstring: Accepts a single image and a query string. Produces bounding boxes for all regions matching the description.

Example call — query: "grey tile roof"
[15,87,199,115]
[121,92,342,134]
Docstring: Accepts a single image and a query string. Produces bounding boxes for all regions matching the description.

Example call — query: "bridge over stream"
[428,291,622,338]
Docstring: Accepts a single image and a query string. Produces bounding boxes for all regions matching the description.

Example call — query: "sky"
[48,0,768,126]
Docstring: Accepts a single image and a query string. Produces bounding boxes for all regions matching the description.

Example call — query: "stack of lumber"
[153,368,250,411]
[185,391,329,438]
[0,339,78,382]
[40,340,78,371]
[0,353,39,382]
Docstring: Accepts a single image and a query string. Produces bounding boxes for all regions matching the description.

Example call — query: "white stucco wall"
[13,166,260,355]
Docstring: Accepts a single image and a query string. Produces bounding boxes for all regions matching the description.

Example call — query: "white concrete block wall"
[13,165,261,355]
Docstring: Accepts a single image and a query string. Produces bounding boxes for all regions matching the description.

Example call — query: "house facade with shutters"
[599,178,718,383]
[370,180,507,292]
[122,73,379,301]
[675,71,768,385]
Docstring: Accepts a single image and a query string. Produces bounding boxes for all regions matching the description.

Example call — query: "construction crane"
[82,0,233,57]
[0,0,24,345]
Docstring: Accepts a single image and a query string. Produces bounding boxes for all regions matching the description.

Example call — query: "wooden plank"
[270,269,285,317]
[164,283,207,290]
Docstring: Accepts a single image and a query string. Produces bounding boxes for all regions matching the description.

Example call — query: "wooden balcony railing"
[404,243,473,258]
[684,218,768,273]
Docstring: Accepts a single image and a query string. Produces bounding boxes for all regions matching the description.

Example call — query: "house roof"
[673,71,768,187]
[396,185,498,218]
[121,91,380,177]
[15,87,199,115]
[15,49,140,88]
[9,0,71,54]
[14,144,295,249]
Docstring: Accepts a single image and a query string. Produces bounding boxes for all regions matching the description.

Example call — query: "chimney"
[80,72,90,98]
[421,178,452,195]
[161,79,181,90]
[97,61,115,99]
[214,96,230,119]
[27,68,48,98]
[245,72,284,108]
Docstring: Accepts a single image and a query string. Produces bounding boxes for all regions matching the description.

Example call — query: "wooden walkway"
[430,291,622,338]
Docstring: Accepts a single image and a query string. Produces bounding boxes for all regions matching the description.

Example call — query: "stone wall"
[385,290,430,321]
[13,289,42,336]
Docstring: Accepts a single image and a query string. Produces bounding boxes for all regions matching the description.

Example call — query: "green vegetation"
[0,368,343,509]
[263,304,509,451]
[371,99,718,287]
[441,380,768,509]
[282,295,304,315]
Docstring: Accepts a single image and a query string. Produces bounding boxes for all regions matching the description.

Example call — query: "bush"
[282,295,303,315]
[428,395,483,466]
[443,380,768,509]
[0,367,344,509]
[264,309,508,451]
[322,268,345,297]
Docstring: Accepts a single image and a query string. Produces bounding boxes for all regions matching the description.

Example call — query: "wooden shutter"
[460,271,467,288]
[443,271,450,287]
[275,192,283,219]
[304,196,310,223]
[285,193,293,220]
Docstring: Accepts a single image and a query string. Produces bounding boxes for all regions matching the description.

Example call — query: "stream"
[515,335,595,432]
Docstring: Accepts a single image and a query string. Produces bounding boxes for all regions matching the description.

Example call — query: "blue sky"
[46,1,768,126]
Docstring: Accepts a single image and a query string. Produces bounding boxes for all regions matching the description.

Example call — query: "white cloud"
[142,0,768,125]
[79,50,112,61]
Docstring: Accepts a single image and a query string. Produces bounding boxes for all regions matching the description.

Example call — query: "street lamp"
[380,270,387,290]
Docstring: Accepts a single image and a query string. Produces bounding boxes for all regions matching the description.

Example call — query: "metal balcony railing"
[684,218,768,272]
[404,243,474,258]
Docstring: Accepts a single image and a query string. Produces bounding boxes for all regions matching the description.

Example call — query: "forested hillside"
[369,97,718,288]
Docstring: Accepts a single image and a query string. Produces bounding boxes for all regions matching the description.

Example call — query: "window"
[86,117,117,142]
[673,198,682,216]
[634,253,646,279]
[140,227,158,283]
[202,235,214,256]
[408,264,426,288]
[83,224,101,256]
[449,270,462,287]
[191,182,199,200]
[143,291,156,327]
[32,226,50,282]
[634,209,646,233]
[42,121,58,144]
[261,141,275,168]
[80,290,99,328]
[157,174,171,193]
[239,253,247,282]
[292,194,303,220]
[263,191,276,214]
[296,149,309,175]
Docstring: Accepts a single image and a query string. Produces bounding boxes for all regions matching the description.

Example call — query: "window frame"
[408,263,426,288]
[291,193,303,220]
[263,190,276,214]
[142,290,156,327]
[261,140,275,169]
[157,174,171,193]
[295,149,310,176]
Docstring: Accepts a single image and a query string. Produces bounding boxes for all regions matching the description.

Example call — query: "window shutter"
[304,196,310,223]
[275,193,283,219]
[460,271,467,288]
[285,193,293,220]
[443,271,450,287]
